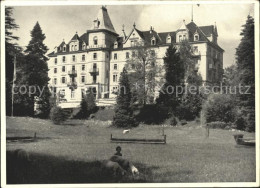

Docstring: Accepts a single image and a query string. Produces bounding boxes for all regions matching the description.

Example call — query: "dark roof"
[199,25,214,37]
[58,41,65,48]
[80,33,89,45]
[70,33,82,41]
[186,21,209,42]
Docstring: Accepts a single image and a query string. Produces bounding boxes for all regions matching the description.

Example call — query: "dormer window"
[179,35,182,42]
[82,44,86,50]
[194,33,199,41]
[183,35,186,40]
[71,45,74,51]
[167,35,171,43]
[93,36,98,45]
[63,46,66,52]
[151,37,156,45]
[114,42,118,49]
[74,45,77,51]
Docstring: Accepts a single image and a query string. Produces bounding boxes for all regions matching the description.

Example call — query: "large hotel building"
[47,6,224,108]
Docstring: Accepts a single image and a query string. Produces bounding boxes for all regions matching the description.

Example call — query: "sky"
[10,2,255,68]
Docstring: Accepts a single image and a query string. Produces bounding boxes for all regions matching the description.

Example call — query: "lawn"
[6,116,256,183]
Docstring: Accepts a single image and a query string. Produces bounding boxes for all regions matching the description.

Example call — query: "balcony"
[68,70,77,77]
[87,44,106,49]
[89,68,99,75]
[67,81,77,90]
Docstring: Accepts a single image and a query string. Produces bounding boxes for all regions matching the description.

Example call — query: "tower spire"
[191,4,193,22]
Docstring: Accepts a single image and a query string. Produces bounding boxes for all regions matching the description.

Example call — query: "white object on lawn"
[123,129,130,134]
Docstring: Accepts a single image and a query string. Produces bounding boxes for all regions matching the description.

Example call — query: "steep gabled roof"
[80,33,89,45]
[186,21,209,42]
[92,6,117,34]
[199,25,215,37]
[70,33,82,42]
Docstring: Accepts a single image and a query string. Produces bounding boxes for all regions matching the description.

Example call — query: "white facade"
[47,6,224,108]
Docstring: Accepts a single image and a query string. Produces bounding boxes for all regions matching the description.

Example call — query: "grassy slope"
[6,117,256,183]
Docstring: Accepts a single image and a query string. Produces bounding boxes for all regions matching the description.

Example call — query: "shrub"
[170,116,178,126]
[136,104,169,124]
[202,94,237,123]
[76,91,97,119]
[206,121,229,129]
[50,106,70,125]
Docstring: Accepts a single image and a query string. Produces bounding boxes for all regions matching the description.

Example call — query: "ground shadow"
[7,150,157,184]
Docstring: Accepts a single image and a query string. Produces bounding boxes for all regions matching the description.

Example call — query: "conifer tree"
[5,7,23,116]
[19,22,50,117]
[113,68,136,127]
[156,45,185,115]
[235,15,255,132]
[77,90,97,119]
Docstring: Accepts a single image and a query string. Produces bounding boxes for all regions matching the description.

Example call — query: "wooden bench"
[110,134,166,144]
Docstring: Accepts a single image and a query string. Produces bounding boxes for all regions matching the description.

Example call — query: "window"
[81,76,85,83]
[61,77,66,84]
[126,52,129,59]
[179,35,182,42]
[82,55,85,61]
[194,34,199,41]
[93,53,97,60]
[72,55,76,62]
[54,68,57,73]
[151,38,156,45]
[72,65,75,71]
[193,46,198,53]
[71,45,74,51]
[54,58,57,64]
[183,35,186,40]
[71,90,75,98]
[60,89,65,96]
[74,45,77,51]
[54,78,57,85]
[113,74,118,82]
[114,53,117,60]
[114,64,118,70]
[62,66,66,72]
[82,65,85,71]
[82,44,86,50]
[62,56,66,62]
[63,46,66,52]
[93,36,98,45]
[131,41,134,47]
[167,36,171,43]
[114,42,118,49]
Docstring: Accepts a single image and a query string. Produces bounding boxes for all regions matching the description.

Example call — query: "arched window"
[74,45,77,51]
[93,36,98,45]
[167,35,171,43]
[151,37,156,45]
[82,44,86,50]
[194,33,199,41]
[114,42,118,49]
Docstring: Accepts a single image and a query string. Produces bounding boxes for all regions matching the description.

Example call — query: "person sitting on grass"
[114,146,122,156]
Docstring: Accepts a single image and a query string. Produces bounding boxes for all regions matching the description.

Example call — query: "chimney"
[150,26,153,34]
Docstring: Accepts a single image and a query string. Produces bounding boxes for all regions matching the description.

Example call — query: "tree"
[77,90,97,119]
[235,15,255,132]
[18,22,51,117]
[179,40,198,82]
[5,7,23,116]
[126,42,162,105]
[177,41,203,120]
[113,68,137,128]
[156,45,185,115]
[50,106,70,125]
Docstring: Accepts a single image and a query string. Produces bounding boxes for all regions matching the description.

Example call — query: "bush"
[50,106,70,125]
[136,104,169,124]
[76,91,97,119]
[202,94,237,123]
[170,116,178,126]
[206,121,229,129]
